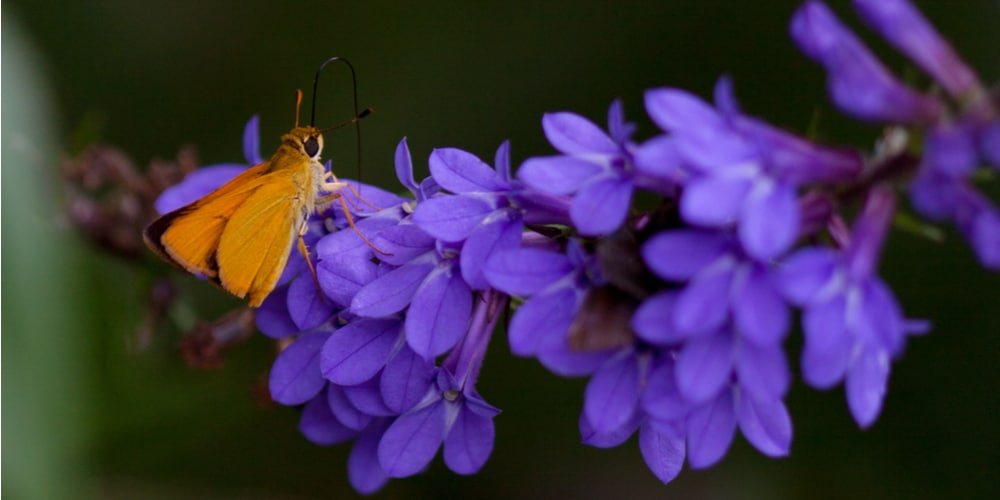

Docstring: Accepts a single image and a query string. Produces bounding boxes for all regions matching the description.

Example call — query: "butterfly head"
[285,127,325,160]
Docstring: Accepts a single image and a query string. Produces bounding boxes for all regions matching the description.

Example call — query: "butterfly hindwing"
[217,174,305,306]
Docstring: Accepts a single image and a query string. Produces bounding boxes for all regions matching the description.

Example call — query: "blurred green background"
[3,0,999,498]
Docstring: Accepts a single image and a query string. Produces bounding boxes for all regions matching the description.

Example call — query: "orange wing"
[216,176,305,306]
[144,163,271,278]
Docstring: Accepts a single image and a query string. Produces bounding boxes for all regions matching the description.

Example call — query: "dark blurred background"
[3,1,999,498]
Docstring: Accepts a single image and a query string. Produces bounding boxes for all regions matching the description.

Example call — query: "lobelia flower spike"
[145,1,997,493]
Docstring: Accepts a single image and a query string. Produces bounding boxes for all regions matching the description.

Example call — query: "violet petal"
[737,392,792,457]
[571,175,634,236]
[429,147,507,194]
[443,403,496,474]
[638,422,686,484]
[299,393,356,446]
[686,388,736,469]
[405,265,473,359]
[378,399,446,477]
[321,319,401,386]
[584,353,641,434]
[676,331,733,404]
[542,111,618,155]
[269,330,332,405]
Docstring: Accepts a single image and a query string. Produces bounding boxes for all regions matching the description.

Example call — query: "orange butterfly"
[144,59,378,307]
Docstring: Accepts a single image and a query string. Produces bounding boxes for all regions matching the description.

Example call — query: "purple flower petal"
[269,330,332,405]
[676,331,733,404]
[483,248,572,296]
[790,0,942,124]
[673,267,733,336]
[632,291,687,345]
[334,179,408,215]
[381,345,435,413]
[926,125,977,177]
[316,214,402,260]
[735,342,790,401]
[507,288,575,357]
[154,165,245,214]
[644,88,756,170]
[405,265,473,359]
[634,135,684,181]
[579,410,640,448]
[644,88,724,136]
[735,115,862,183]
[378,399,446,477]
[321,319,401,386]
[495,140,512,184]
[584,353,641,434]
[538,346,613,378]
[739,181,799,260]
[344,377,396,417]
[443,403,495,474]
[287,272,335,330]
[642,229,731,282]
[639,422,686,484]
[963,201,1000,270]
[460,212,524,290]
[846,347,890,428]
[778,247,839,305]
[372,224,435,267]
[686,388,736,469]
[242,115,262,165]
[317,253,379,308]
[680,176,752,227]
[642,359,690,422]
[348,420,391,495]
[429,148,507,194]
[852,0,980,96]
[299,393,357,445]
[256,286,299,339]
[571,175,634,236]
[857,278,905,354]
[732,265,789,345]
[395,138,419,195]
[981,120,1000,167]
[737,393,792,457]
[351,257,435,317]
[542,111,618,155]
[328,383,373,431]
[801,298,852,388]
[412,195,496,242]
[518,156,603,195]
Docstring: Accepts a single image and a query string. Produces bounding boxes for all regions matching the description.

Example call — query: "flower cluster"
[154,0,997,493]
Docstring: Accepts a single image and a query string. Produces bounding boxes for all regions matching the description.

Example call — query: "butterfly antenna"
[311,57,366,185]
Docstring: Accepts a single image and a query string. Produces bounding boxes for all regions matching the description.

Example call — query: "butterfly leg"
[321,172,383,212]
[296,223,327,305]
[317,191,392,256]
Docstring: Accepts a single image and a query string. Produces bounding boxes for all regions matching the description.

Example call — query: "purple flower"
[779,187,925,427]
[484,239,614,376]
[790,0,943,124]
[518,100,650,236]
[642,78,861,260]
[851,0,981,98]
[412,142,571,290]
[639,229,790,347]
[636,229,794,466]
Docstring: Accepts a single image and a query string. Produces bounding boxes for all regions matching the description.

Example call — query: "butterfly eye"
[304,137,320,157]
